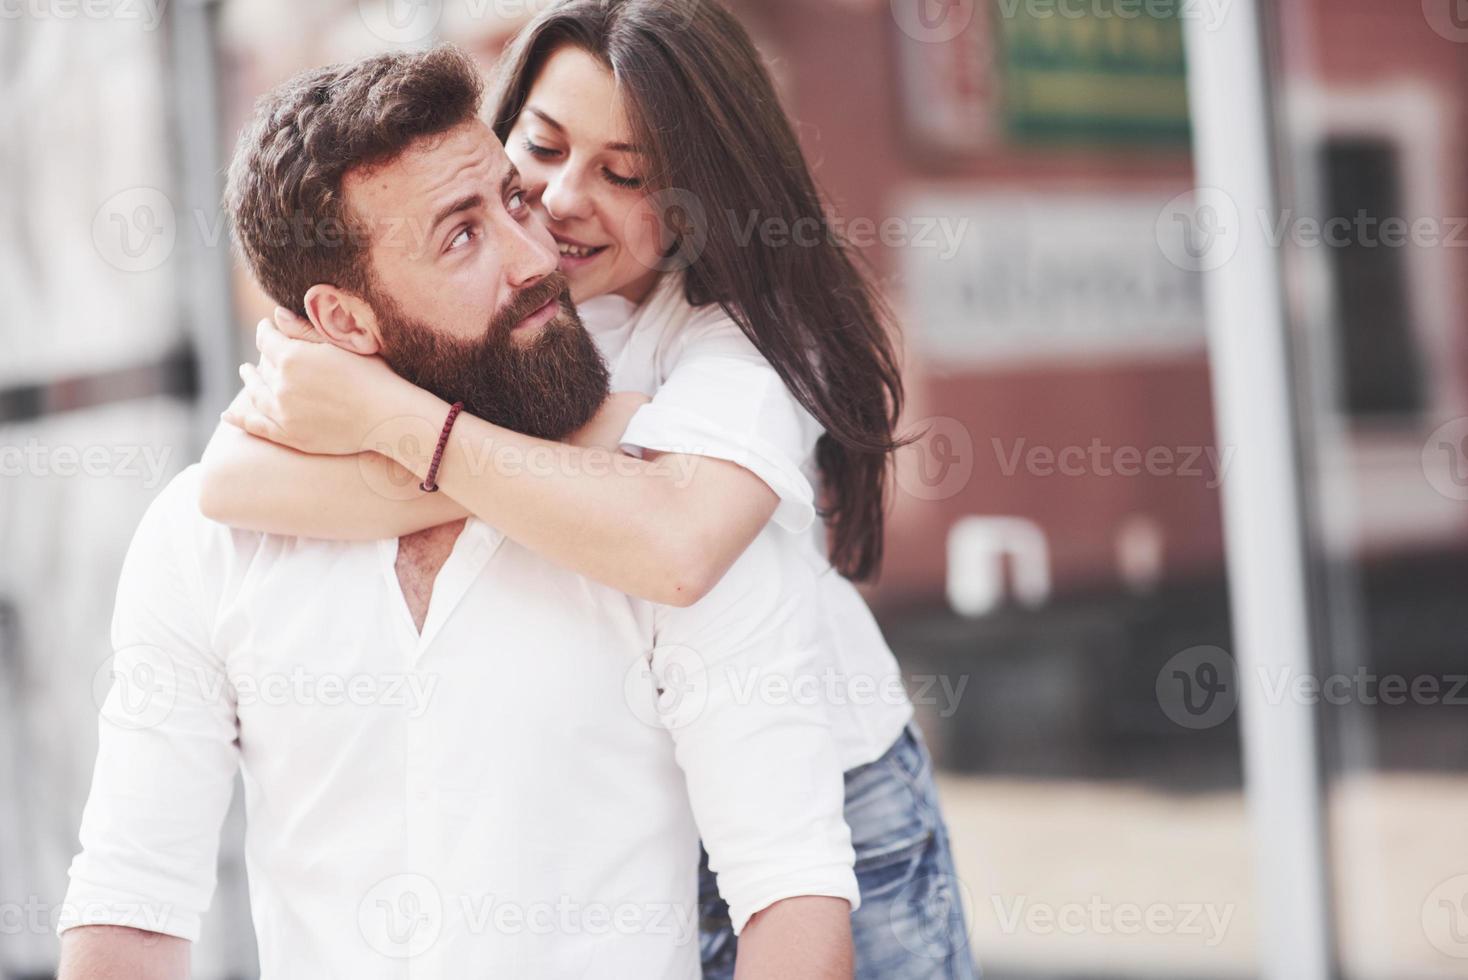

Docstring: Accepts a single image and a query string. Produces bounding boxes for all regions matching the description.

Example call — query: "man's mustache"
[489,272,573,338]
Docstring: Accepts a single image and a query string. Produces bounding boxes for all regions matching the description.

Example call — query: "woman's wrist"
[371,385,452,480]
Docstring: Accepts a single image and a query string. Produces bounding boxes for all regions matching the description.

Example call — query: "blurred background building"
[2,0,1466,977]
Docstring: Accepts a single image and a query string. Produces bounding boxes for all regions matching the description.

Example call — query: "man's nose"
[503,213,560,289]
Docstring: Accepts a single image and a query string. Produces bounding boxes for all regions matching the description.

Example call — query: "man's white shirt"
[62,466,857,978]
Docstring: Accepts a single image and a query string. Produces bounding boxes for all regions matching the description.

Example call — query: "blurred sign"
[896,190,1205,365]
[995,0,1192,143]
[894,0,1002,154]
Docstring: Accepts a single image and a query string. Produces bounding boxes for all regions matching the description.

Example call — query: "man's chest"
[395,520,468,632]
[211,540,662,764]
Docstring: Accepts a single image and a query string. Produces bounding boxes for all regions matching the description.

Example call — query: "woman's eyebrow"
[525,106,563,131]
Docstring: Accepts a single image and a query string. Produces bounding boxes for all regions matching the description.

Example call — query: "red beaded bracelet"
[420,401,464,493]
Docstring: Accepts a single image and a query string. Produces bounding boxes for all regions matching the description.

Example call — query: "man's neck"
[394,519,467,633]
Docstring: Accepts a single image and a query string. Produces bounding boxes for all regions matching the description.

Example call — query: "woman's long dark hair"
[490,0,907,581]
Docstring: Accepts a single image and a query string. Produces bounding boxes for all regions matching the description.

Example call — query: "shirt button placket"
[403,670,437,978]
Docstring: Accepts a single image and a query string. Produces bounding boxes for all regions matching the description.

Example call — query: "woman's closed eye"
[522,136,643,190]
[600,166,642,189]
[522,137,561,161]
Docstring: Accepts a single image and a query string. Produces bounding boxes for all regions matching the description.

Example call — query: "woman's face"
[505,45,666,306]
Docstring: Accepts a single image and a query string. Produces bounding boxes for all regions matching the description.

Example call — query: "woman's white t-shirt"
[578,273,913,771]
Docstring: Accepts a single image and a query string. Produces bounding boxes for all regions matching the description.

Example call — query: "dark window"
[1319,137,1425,418]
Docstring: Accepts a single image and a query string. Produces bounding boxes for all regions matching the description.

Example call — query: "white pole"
[1180,4,1335,979]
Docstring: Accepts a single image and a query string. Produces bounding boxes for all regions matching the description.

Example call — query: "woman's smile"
[550,229,610,271]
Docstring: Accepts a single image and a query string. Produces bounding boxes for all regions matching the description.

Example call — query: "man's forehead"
[344,120,507,223]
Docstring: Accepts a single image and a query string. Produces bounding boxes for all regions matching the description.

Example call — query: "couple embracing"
[60,2,973,977]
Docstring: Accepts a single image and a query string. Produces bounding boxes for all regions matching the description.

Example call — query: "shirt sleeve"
[59,470,240,943]
[650,529,858,935]
[619,313,822,533]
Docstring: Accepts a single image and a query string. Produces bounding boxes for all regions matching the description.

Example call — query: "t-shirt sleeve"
[618,314,822,533]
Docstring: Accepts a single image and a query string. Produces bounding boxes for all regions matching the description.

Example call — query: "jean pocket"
[855,834,933,901]
[846,738,936,900]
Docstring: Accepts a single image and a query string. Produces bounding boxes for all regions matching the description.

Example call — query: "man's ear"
[302,284,382,355]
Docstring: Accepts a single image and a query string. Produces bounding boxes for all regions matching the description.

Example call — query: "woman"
[206,1,974,976]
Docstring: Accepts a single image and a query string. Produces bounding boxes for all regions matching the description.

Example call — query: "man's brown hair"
[225,45,484,315]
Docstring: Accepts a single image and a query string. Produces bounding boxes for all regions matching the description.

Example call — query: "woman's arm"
[198,419,468,539]
[198,316,465,539]
[201,386,670,543]
[362,383,778,607]
[225,317,778,605]
[211,374,774,604]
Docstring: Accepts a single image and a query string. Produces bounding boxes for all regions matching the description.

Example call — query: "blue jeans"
[697,723,978,979]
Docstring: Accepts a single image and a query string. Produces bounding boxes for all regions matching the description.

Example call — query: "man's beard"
[369,272,609,441]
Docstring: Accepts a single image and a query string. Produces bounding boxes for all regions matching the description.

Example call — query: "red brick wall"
[742,0,1223,608]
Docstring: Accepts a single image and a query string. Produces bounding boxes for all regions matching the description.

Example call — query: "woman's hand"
[222,315,412,455]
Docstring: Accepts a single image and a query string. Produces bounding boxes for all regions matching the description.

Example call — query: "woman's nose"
[541,167,593,223]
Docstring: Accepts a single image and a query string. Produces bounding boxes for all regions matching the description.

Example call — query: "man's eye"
[508,190,527,212]
[449,226,475,249]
